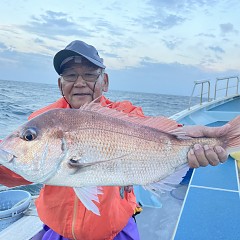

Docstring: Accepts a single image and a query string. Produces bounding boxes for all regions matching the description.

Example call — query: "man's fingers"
[193,144,210,167]
[187,144,228,169]
[203,145,220,166]
[187,148,200,168]
[213,146,228,163]
[188,144,218,168]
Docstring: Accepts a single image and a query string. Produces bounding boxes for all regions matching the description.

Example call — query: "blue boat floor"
[174,186,240,240]
[136,117,240,239]
[173,117,240,239]
[173,157,240,239]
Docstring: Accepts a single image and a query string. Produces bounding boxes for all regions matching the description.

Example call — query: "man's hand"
[182,124,230,168]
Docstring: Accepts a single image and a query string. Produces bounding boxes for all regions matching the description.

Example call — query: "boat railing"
[188,75,239,109]
[188,80,211,109]
[214,75,239,100]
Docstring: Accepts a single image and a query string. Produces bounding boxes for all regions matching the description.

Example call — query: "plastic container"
[0,190,31,231]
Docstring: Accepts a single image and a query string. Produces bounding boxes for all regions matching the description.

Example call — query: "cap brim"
[53,49,105,74]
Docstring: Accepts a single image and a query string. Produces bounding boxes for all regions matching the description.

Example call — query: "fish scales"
[0,107,233,187]
[33,109,221,186]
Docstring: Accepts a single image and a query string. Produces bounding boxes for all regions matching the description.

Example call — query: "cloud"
[0,48,57,84]
[196,33,215,38]
[19,11,92,39]
[0,26,19,35]
[108,60,239,96]
[0,49,238,96]
[34,38,45,44]
[154,14,186,30]
[208,46,225,54]
[0,42,7,50]
[142,0,220,31]
[220,23,238,34]
[100,51,119,58]
[161,37,183,50]
[139,12,186,31]
[17,11,127,44]
[108,61,216,95]
[140,0,219,31]
[93,19,124,36]
[148,0,218,12]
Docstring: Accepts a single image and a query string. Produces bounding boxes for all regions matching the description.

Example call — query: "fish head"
[0,111,67,183]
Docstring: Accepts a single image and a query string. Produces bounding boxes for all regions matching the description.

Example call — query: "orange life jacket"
[0,96,145,240]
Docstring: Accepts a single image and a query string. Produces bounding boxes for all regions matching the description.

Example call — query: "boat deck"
[171,91,240,239]
[173,157,240,240]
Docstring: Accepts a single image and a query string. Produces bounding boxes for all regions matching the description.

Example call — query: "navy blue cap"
[53,40,105,74]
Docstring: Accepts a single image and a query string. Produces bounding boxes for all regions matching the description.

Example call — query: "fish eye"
[22,128,37,141]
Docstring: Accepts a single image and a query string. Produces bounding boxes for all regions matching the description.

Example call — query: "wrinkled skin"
[182,125,229,168]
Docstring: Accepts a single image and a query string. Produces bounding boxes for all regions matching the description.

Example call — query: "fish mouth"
[0,146,65,185]
[0,148,17,163]
[0,138,68,185]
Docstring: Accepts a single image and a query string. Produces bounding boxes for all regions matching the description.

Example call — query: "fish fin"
[168,129,193,140]
[73,186,103,216]
[144,164,189,194]
[79,103,179,132]
[222,116,240,153]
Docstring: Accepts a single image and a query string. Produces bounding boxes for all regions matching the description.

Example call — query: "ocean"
[0,79,199,139]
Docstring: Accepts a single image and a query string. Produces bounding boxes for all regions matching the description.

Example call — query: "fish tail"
[222,116,240,153]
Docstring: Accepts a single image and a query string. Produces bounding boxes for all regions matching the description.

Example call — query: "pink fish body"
[1,104,240,215]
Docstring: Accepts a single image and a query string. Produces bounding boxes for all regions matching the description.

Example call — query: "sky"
[0,0,239,96]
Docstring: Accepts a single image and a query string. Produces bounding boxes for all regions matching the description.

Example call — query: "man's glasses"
[60,70,102,83]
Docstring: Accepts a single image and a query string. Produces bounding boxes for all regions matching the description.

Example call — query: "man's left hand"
[182,124,230,168]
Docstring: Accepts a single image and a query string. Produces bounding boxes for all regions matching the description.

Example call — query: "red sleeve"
[0,165,32,187]
[100,96,145,117]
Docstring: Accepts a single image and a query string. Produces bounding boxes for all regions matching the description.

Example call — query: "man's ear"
[102,73,109,92]
[58,78,62,91]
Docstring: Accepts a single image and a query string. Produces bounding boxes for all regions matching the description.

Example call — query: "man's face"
[58,61,108,109]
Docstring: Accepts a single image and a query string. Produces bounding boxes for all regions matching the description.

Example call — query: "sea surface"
[0,79,199,139]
